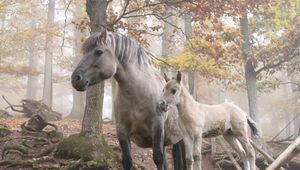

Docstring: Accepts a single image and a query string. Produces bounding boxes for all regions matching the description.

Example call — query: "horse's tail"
[172,139,186,170]
[247,116,260,136]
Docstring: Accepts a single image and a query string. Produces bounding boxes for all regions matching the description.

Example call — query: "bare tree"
[26,18,38,100]
[69,3,86,119]
[42,0,55,108]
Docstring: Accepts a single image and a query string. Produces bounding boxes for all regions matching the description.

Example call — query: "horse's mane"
[82,31,150,67]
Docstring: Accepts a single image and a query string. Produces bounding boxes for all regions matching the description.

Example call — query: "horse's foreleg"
[223,134,250,170]
[117,128,132,170]
[193,135,202,170]
[152,116,165,170]
[163,146,168,170]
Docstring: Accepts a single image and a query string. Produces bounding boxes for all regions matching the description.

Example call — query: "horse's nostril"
[159,100,166,107]
[75,74,82,82]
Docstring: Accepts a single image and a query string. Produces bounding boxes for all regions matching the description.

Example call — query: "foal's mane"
[82,31,150,67]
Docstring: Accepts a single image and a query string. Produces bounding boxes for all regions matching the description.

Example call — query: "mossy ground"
[55,133,120,170]
[0,126,12,137]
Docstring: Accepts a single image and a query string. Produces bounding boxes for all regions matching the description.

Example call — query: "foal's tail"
[247,116,260,136]
[172,139,186,170]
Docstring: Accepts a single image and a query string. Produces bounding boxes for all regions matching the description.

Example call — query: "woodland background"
[0,0,300,169]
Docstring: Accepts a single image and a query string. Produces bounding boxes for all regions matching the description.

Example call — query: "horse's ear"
[97,29,108,45]
[163,73,170,82]
[176,71,182,83]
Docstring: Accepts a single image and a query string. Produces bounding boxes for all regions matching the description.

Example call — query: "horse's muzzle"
[159,100,169,112]
[71,72,89,91]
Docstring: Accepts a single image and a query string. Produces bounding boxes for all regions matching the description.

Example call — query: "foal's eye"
[95,50,103,56]
[171,89,177,95]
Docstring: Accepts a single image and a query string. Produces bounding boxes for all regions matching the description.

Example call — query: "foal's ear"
[176,71,182,83]
[97,29,108,45]
[163,73,170,82]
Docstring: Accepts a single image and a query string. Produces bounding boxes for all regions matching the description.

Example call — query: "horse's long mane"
[82,31,150,67]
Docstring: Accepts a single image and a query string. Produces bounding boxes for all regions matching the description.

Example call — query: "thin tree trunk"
[81,0,108,136]
[161,8,175,59]
[266,136,300,170]
[42,0,55,108]
[26,19,38,100]
[81,82,104,136]
[1,13,5,35]
[70,89,85,119]
[291,73,300,137]
[69,11,86,119]
[111,79,117,123]
[183,11,196,96]
[240,11,258,123]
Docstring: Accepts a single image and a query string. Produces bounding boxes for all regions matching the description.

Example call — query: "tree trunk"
[69,89,85,119]
[111,79,117,123]
[55,1,117,168]
[240,11,258,123]
[266,136,300,170]
[26,19,38,100]
[291,73,300,137]
[42,0,55,108]
[69,12,86,119]
[81,82,104,136]
[161,8,175,59]
[291,7,300,137]
[183,11,196,97]
[82,0,108,136]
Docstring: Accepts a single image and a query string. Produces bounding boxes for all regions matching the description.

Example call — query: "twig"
[250,140,286,170]
[61,0,73,50]
[274,135,294,143]
[2,96,25,113]
[271,112,300,141]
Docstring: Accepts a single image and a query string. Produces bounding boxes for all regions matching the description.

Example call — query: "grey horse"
[71,30,185,170]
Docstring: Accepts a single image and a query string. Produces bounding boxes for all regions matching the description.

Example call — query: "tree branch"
[2,96,25,113]
[255,52,299,75]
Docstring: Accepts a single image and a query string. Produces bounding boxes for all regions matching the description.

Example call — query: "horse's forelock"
[81,33,100,54]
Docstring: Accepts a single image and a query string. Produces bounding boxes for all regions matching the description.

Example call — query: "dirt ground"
[0,117,300,170]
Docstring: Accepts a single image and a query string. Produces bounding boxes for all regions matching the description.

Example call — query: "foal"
[159,71,258,170]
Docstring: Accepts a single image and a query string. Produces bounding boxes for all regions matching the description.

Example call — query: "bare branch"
[255,54,299,75]
[61,0,73,51]
[111,0,130,26]
[2,96,25,113]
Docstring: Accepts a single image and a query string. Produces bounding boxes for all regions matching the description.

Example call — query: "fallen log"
[217,137,242,170]
[266,136,300,170]
[2,96,62,121]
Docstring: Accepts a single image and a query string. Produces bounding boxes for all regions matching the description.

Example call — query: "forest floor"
[0,117,300,170]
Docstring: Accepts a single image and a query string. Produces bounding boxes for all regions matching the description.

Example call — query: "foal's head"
[159,71,182,112]
[71,30,118,91]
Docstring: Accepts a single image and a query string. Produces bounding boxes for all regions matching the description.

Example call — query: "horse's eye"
[171,89,176,95]
[95,50,103,56]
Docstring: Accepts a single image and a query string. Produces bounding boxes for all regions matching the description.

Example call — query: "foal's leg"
[193,135,202,170]
[183,135,194,170]
[117,127,132,170]
[223,134,250,170]
[236,135,256,170]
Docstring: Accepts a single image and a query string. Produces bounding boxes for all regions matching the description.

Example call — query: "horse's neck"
[176,86,198,117]
[114,64,162,98]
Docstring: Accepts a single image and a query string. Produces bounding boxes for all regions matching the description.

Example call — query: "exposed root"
[0,156,57,168]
